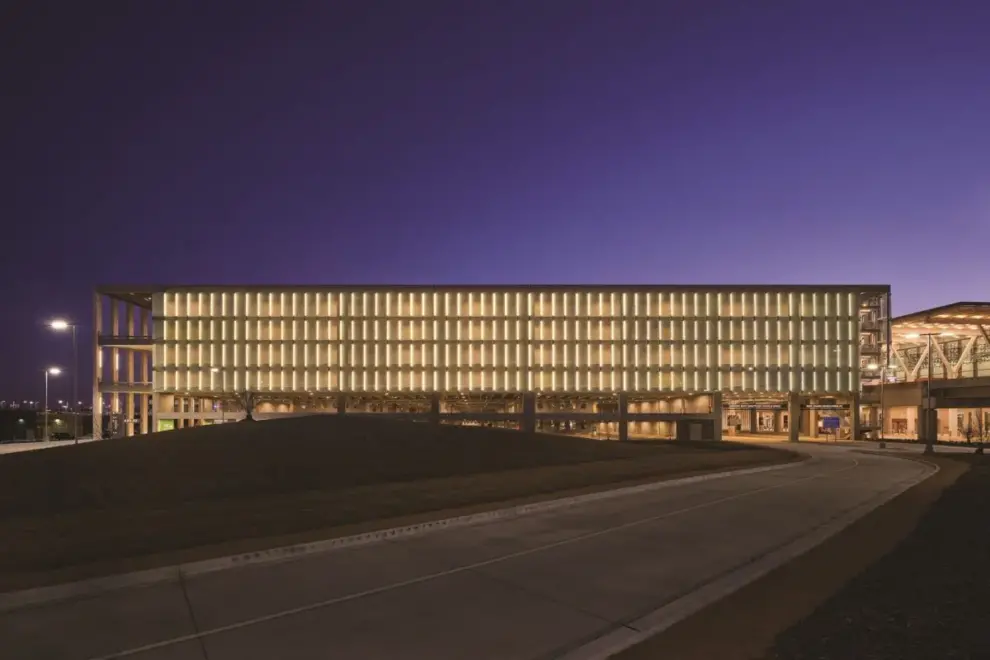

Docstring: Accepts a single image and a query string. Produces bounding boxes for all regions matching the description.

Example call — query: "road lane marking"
[88,457,862,659]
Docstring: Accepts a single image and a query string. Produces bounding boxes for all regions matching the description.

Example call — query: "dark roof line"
[97,283,891,293]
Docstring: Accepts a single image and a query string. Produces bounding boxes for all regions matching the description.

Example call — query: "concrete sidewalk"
[733,434,982,454]
[0,438,96,455]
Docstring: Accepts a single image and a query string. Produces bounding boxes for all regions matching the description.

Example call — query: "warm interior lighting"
[153,285,883,411]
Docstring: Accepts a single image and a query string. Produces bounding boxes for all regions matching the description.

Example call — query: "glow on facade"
[153,287,867,395]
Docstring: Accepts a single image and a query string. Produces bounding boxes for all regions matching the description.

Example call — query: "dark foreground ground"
[0,416,792,591]
[617,451,989,660]
[768,454,990,660]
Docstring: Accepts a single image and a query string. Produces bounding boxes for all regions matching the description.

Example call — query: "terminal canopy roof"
[892,302,990,346]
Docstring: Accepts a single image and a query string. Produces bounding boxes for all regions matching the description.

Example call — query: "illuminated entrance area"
[723,395,860,440]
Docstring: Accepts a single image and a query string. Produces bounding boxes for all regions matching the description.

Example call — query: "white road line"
[88,457,861,660]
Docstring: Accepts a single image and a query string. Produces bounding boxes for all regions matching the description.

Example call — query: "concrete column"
[850,393,861,441]
[160,393,174,414]
[140,309,150,435]
[618,392,628,442]
[711,392,723,441]
[126,305,135,437]
[109,299,120,434]
[788,392,801,442]
[151,393,160,433]
[917,406,940,444]
[429,392,440,424]
[92,292,103,441]
[808,399,818,438]
[748,408,758,434]
[522,392,536,433]
[336,393,347,414]
[916,405,928,443]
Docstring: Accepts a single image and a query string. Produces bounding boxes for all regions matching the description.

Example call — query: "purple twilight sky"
[2,0,989,400]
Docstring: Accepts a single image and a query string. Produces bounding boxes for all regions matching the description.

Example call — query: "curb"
[558,454,939,660]
[0,458,805,613]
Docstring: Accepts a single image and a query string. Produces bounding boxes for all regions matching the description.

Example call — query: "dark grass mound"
[0,416,674,516]
[768,455,990,660]
[0,420,791,585]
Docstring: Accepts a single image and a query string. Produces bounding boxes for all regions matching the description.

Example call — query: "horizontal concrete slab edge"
[559,456,940,660]
[0,455,806,614]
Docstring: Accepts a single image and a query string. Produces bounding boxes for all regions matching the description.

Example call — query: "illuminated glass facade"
[152,286,885,396]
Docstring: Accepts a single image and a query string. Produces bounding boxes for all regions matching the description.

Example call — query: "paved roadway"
[2,445,933,660]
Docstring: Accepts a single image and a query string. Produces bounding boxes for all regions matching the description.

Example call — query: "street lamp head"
[211,367,220,373]
[47,367,62,375]
[49,319,70,330]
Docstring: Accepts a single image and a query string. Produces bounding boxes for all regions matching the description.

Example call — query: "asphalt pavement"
[1,444,933,660]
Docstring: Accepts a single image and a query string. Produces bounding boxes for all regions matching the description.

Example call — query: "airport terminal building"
[861,301,990,444]
[93,285,890,442]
